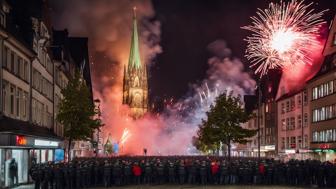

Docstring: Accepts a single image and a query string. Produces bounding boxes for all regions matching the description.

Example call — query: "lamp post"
[257,80,262,161]
[94,99,101,157]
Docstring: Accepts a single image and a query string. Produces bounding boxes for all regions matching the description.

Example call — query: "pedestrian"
[211,161,219,184]
[132,162,142,184]
[178,161,186,184]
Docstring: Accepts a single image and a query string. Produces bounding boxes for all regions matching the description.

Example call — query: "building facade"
[276,90,311,160]
[0,0,92,187]
[306,15,336,161]
[122,8,148,119]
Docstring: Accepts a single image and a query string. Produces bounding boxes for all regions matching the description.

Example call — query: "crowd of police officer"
[29,156,336,189]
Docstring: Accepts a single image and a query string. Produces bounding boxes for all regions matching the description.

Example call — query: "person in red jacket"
[132,162,142,184]
[258,162,265,184]
[211,161,220,184]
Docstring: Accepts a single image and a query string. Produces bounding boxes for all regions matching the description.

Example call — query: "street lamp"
[94,98,101,157]
[257,80,262,161]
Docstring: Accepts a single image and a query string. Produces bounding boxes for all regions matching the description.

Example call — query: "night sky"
[50,0,336,106]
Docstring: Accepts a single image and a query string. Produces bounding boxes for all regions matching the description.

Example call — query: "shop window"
[4,149,28,187]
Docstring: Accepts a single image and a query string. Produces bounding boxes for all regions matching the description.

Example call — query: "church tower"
[122,7,148,119]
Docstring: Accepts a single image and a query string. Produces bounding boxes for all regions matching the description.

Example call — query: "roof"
[276,89,303,102]
[308,53,336,83]
[6,0,50,48]
[259,69,282,102]
[0,116,62,140]
[307,15,336,83]
[128,7,142,70]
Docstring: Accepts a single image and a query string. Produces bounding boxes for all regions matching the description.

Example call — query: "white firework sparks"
[242,0,327,76]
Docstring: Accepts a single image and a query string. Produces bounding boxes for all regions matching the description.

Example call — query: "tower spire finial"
[133,6,137,19]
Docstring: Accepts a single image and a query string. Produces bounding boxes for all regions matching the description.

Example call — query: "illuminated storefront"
[311,143,336,162]
[0,133,64,188]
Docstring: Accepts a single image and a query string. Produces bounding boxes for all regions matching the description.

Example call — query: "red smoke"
[50,1,256,155]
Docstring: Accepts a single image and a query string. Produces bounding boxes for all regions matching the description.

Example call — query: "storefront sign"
[319,144,330,149]
[285,149,296,154]
[34,139,59,147]
[313,149,336,153]
[16,135,27,145]
[265,145,275,150]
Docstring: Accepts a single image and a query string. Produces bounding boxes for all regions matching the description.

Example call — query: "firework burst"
[120,128,131,145]
[242,0,327,76]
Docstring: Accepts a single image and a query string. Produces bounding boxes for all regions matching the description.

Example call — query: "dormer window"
[40,23,49,39]
[0,0,9,28]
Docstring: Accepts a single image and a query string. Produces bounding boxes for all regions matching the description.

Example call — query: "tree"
[193,91,256,159]
[57,71,103,161]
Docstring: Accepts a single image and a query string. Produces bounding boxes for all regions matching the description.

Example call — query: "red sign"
[319,144,330,149]
[16,136,27,146]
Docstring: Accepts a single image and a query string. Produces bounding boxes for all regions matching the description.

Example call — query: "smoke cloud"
[51,0,256,155]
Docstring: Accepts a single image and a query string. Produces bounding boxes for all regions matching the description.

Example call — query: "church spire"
[128,6,142,70]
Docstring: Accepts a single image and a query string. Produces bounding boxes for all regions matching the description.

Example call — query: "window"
[312,80,336,100]
[304,135,308,148]
[3,46,8,68]
[290,98,295,111]
[297,115,302,128]
[281,137,285,149]
[290,117,295,130]
[304,113,308,126]
[14,55,18,75]
[282,119,286,130]
[313,104,336,122]
[10,85,14,115]
[298,136,302,148]
[286,101,290,112]
[334,33,336,46]
[290,137,296,149]
[23,92,28,118]
[16,88,20,117]
[23,60,29,82]
[281,103,285,114]
[265,103,269,113]
[0,12,5,27]
[2,80,7,114]
[313,132,318,142]
[297,95,302,107]
[286,137,290,149]
[10,51,14,72]
[303,90,308,105]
